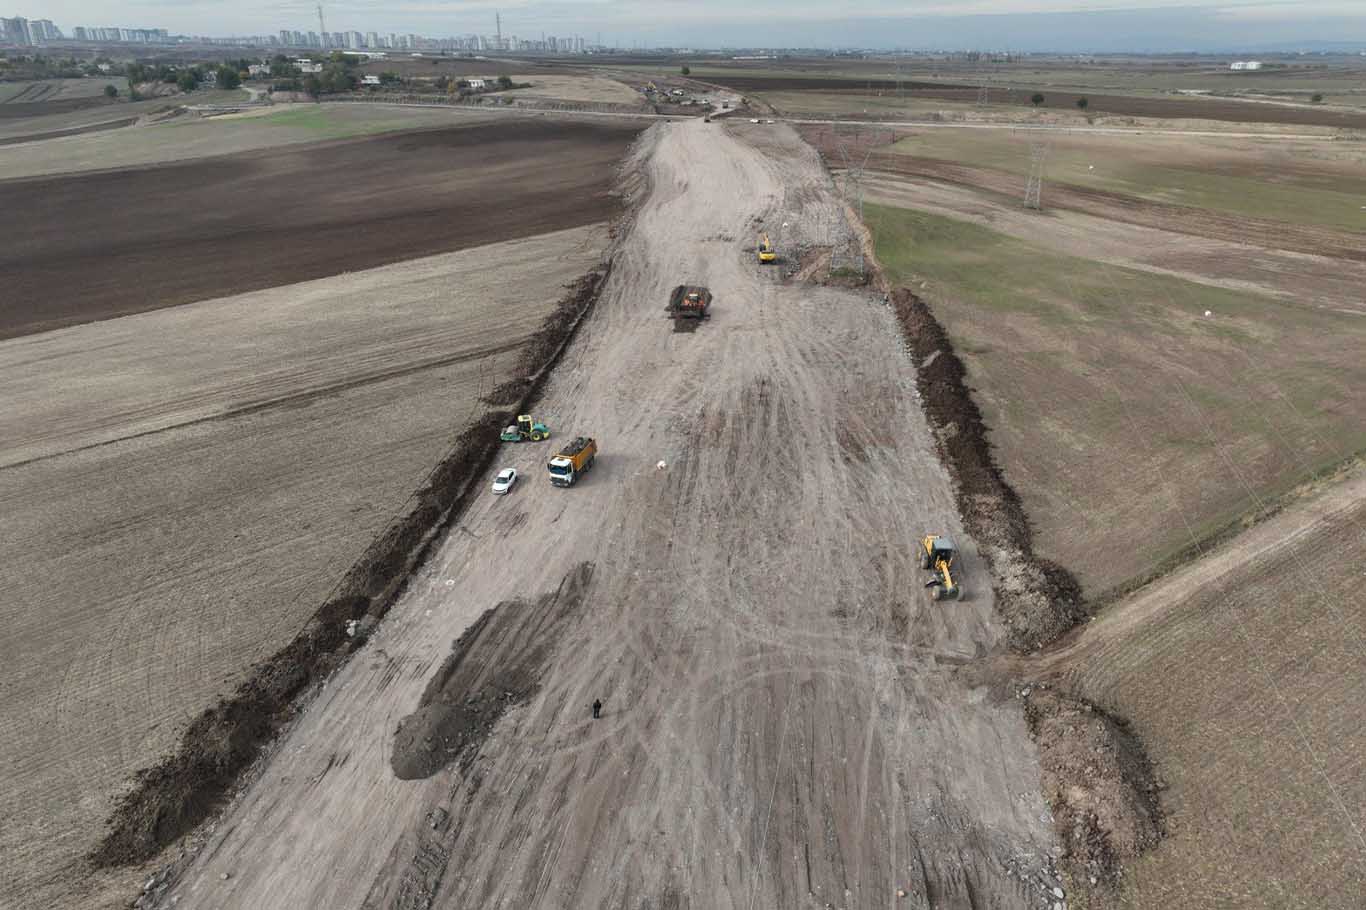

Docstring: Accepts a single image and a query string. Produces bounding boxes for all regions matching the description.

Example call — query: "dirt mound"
[91,268,611,868]
[1022,687,1165,891]
[392,563,594,779]
[889,288,1085,650]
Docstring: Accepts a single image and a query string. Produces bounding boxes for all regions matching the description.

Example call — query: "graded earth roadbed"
[153,119,1063,909]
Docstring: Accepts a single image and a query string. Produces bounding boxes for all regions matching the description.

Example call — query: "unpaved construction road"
[160,120,1058,909]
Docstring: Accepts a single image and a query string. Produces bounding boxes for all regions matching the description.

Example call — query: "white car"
[750,118,760,123]
[492,468,517,495]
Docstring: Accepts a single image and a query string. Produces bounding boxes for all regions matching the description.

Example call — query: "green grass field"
[886,130,1366,232]
[866,201,1366,595]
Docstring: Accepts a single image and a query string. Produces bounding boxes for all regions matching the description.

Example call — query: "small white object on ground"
[657,460,667,470]
[1204,310,1213,317]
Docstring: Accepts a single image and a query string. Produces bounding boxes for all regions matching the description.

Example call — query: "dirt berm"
[1023,687,1165,892]
[883,285,1162,894]
[92,269,610,867]
[889,288,1085,651]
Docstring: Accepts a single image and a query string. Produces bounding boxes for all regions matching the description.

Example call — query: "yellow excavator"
[757,233,777,264]
[918,534,961,601]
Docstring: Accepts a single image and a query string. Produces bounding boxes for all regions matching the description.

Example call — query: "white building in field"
[1230,60,1264,71]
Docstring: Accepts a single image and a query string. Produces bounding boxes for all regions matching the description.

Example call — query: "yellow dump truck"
[548,436,597,487]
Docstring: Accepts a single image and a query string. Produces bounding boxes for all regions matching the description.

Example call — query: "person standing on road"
[592,698,602,719]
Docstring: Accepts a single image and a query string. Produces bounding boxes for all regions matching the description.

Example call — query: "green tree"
[103,83,118,97]
[497,74,514,90]
[215,65,242,90]
[681,65,690,75]
[1076,96,1088,110]
[177,71,198,93]
[303,74,322,98]
[1312,92,1324,103]
[1031,92,1045,106]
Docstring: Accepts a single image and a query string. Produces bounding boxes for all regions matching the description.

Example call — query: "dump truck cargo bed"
[667,285,712,319]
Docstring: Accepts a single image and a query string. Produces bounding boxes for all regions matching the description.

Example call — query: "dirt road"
[158,120,1058,909]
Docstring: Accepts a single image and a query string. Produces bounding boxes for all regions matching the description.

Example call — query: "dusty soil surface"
[715,74,1366,129]
[0,118,639,338]
[0,225,611,910]
[155,120,1061,910]
[493,74,645,106]
[391,564,595,780]
[862,175,1366,315]
[1020,468,1366,908]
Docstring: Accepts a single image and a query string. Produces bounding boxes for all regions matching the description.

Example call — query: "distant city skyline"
[4,1,1366,53]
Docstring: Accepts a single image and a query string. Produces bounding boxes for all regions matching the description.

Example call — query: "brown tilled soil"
[0,118,640,339]
[392,564,594,780]
[716,74,1366,129]
[0,116,137,145]
[889,288,1085,651]
[0,95,117,119]
[91,269,609,867]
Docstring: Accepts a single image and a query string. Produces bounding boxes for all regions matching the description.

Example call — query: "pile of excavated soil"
[890,288,1086,650]
[91,269,610,867]
[391,563,594,780]
[1022,686,1165,892]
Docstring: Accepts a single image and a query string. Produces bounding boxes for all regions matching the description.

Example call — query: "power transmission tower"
[1024,141,1048,210]
[977,72,990,106]
[828,119,890,276]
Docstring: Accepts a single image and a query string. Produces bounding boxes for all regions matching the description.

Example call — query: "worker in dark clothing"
[592,698,602,719]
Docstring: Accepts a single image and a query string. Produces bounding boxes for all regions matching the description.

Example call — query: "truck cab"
[548,436,597,487]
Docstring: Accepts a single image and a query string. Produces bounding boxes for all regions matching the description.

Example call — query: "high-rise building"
[1,16,32,46]
[32,19,61,41]
[365,31,378,49]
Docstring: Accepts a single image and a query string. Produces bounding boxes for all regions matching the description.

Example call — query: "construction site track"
[91,266,613,867]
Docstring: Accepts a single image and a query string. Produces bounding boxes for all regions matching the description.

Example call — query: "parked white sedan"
[492,468,518,495]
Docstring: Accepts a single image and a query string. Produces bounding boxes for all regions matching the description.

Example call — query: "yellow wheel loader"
[918,534,961,601]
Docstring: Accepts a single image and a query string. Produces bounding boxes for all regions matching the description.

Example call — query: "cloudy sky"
[32,0,1366,49]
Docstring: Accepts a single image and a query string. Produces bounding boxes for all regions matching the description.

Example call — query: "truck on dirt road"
[548,437,597,487]
[667,285,712,320]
